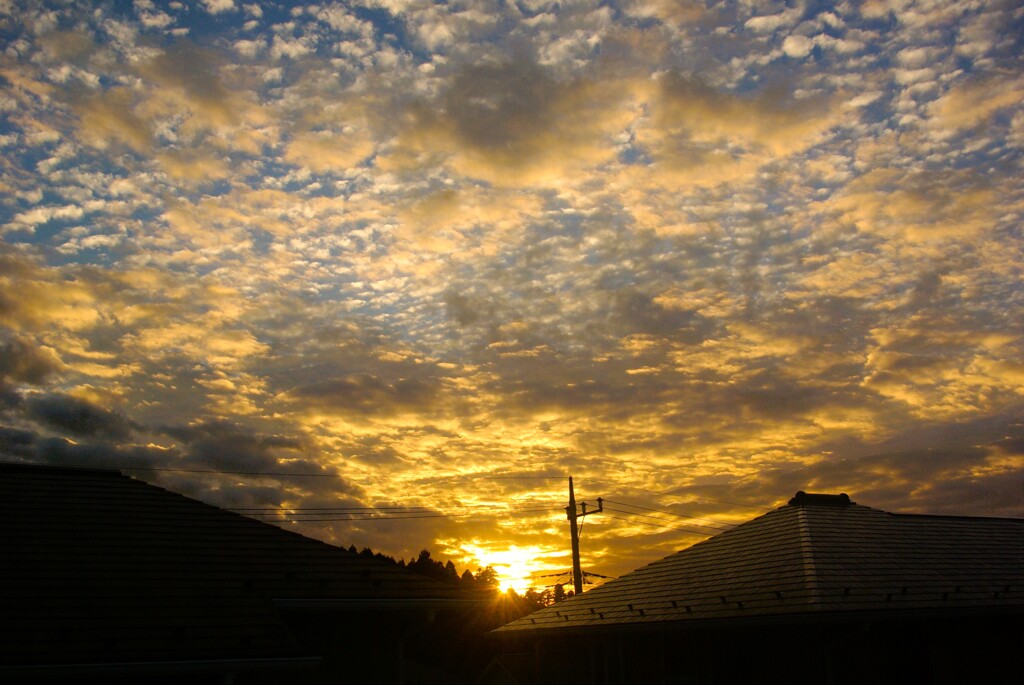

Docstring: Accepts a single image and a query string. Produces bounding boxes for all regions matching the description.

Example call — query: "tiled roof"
[496,492,1024,634]
[0,462,462,669]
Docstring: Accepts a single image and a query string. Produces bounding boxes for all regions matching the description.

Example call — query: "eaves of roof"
[494,600,1024,639]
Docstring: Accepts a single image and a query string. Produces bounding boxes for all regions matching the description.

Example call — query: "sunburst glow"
[463,543,561,595]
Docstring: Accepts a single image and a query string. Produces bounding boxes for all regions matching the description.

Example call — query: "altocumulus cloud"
[0,0,1021,582]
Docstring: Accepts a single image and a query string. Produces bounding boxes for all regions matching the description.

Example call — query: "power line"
[236,505,563,523]
[110,464,565,480]
[409,473,566,483]
[230,506,435,512]
[92,463,566,522]
[227,504,558,513]
[601,499,736,529]
[681,497,771,511]
[228,506,559,517]
[600,511,720,537]
[468,474,565,480]
[269,513,452,523]
[586,480,774,511]
[603,506,714,532]
[653,491,773,510]
[118,466,347,477]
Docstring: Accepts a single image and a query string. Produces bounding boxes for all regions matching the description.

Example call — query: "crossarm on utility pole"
[566,479,604,595]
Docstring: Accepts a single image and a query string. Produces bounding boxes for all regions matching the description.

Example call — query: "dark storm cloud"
[200,482,303,510]
[0,337,58,385]
[161,418,310,474]
[0,425,36,459]
[26,393,137,439]
[994,434,1024,456]
[30,435,174,470]
[814,411,1024,464]
[686,414,1024,517]
[914,470,1023,517]
[0,387,23,411]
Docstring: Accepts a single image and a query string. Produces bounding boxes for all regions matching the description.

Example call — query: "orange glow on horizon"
[463,543,561,594]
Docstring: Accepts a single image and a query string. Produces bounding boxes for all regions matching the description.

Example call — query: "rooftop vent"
[788,491,854,507]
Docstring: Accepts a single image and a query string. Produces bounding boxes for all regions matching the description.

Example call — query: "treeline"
[345,544,577,680]
[346,544,574,611]
[347,545,500,592]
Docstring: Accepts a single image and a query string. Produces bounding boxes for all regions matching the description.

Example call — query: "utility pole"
[566,476,603,595]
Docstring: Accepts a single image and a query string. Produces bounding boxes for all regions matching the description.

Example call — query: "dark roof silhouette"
[0,462,463,676]
[496,491,1024,634]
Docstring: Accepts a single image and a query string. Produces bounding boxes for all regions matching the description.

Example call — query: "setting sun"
[462,543,561,595]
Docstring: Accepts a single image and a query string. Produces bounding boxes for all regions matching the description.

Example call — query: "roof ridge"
[796,506,820,608]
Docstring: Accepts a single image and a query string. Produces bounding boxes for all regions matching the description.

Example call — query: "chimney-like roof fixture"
[788,491,854,507]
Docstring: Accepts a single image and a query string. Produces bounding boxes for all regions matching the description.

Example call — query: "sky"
[1,0,1022,593]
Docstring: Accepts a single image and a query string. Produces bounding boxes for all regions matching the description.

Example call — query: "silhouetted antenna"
[535,569,614,588]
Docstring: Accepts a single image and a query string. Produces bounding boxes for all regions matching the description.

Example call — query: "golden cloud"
[636,73,845,186]
[138,42,239,129]
[284,129,376,174]
[395,186,543,256]
[618,0,706,25]
[0,258,102,333]
[71,40,271,161]
[156,149,232,182]
[826,167,1000,241]
[77,88,153,153]
[930,74,1024,131]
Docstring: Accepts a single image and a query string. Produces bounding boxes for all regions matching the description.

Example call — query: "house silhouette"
[493,491,1024,684]
[0,462,481,684]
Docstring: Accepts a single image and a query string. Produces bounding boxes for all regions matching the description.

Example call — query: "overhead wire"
[585,480,774,511]
[115,465,566,482]
[256,513,452,523]
[230,506,436,512]
[116,466,347,477]
[600,512,715,537]
[601,506,726,535]
[268,514,450,522]
[230,504,563,524]
[82,463,751,535]
[649,490,773,511]
[600,498,736,529]
[672,496,771,511]
[227,504,558,513]
[104,464,565,522]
